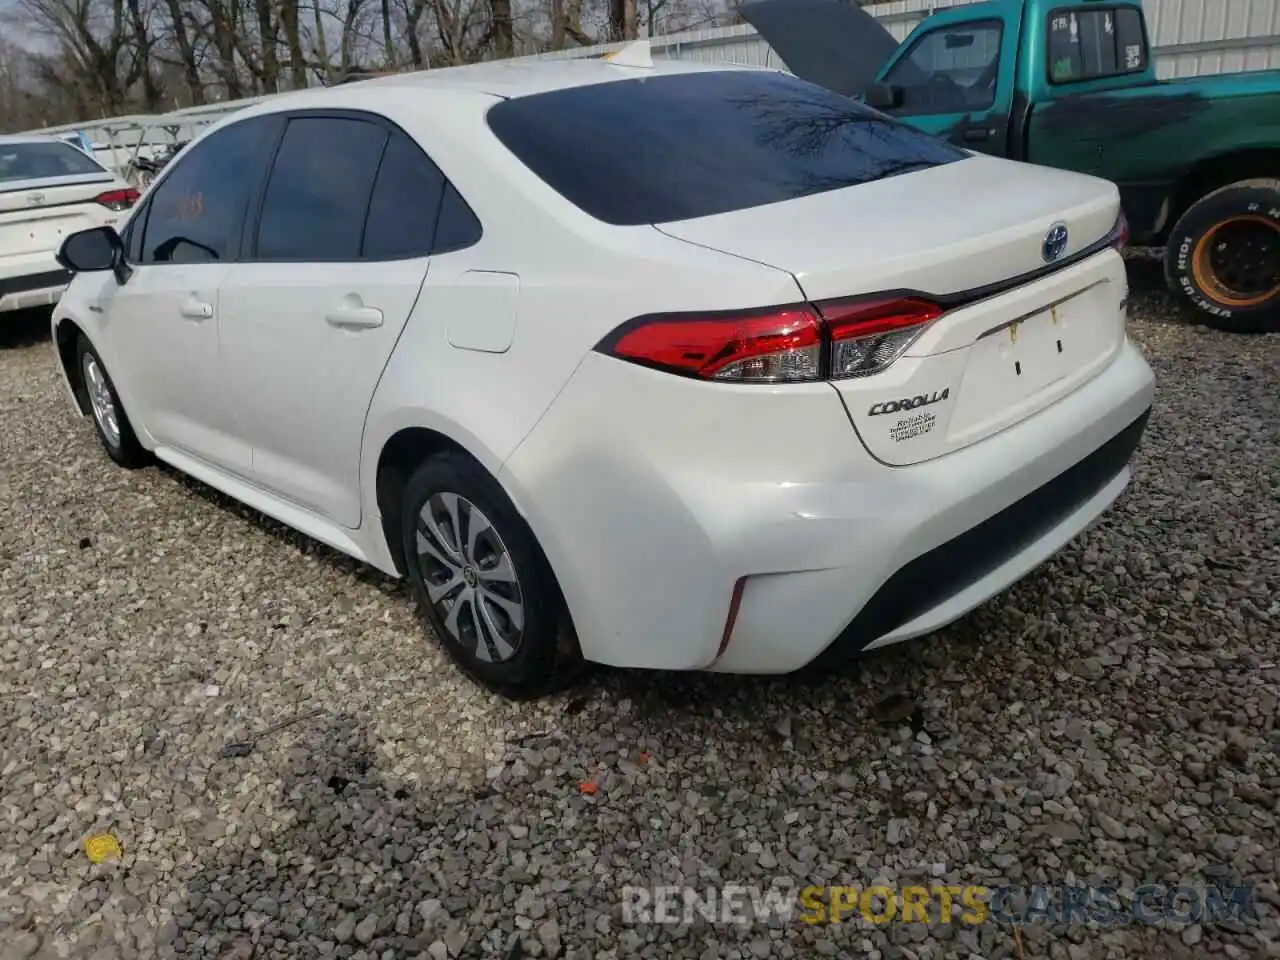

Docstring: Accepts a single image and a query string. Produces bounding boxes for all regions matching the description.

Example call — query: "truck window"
[881,20,1004,115]
[1047,7,1148,84]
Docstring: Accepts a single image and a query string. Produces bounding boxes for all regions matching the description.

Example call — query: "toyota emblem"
[1042,222,1069,263]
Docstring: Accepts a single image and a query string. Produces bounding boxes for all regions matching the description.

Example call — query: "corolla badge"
[1042,221,1069,263]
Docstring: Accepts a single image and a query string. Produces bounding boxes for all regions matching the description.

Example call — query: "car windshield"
[0,141,106,184]
[485,69,968,226]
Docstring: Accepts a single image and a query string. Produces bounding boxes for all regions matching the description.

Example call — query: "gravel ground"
[1,259,1278,960]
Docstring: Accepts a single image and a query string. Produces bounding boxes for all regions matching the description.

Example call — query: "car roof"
[240,54,777,114]
[352,55,772,98]
[0,133,81,146]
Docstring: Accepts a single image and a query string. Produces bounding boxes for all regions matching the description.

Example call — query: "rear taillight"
[819,296,942,379]
[603,305,824,383]
[95,188,140,211]
[1108,210,1129,251]
[598,296,942,384]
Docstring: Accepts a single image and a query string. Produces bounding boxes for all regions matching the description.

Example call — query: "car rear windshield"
[0,141,106,185]
[485,69,968,226]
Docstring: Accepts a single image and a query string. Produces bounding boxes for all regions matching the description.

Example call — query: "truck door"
[875,15,1020,157]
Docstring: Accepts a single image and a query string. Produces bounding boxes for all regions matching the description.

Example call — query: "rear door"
[218,113,448,528]
[875,14,1020,156]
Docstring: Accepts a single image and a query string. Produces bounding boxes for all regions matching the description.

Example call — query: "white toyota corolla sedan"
[50,53,1155,699]
[1,134,138,316]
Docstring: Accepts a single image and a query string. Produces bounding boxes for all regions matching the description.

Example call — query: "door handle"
[961,127,991,143]
[325,305,384,329]
[179,298,213,320]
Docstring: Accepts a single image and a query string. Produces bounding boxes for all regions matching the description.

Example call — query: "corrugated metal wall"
[1147,0,1280,77]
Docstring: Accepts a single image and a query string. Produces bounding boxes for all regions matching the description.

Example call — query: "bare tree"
[0,0,727,134]
[17,0,153,115]
[159,0,207,103]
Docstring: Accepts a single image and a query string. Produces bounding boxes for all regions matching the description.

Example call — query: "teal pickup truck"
[741,0,1280,333]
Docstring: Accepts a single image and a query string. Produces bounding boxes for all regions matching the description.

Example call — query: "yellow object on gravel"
[83,834,123,863]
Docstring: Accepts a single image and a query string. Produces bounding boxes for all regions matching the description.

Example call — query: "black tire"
[75,334,150,469]
[1163,177,1280,334]
[399,451,582,700]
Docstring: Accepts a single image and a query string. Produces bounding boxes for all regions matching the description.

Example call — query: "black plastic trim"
[0,269,73,297]
[0,177,113,197]
[811,405,1151,668]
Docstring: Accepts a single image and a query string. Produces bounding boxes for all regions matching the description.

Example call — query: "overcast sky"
[2,0,29,43]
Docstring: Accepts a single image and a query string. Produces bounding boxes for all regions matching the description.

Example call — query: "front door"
[106,261,240,468]
[101,113,283,476]
[877,16,1019,157]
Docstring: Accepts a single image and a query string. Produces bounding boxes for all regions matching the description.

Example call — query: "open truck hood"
[738,0,901,98]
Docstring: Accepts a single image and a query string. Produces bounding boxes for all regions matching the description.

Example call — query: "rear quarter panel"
[357,88,804,554]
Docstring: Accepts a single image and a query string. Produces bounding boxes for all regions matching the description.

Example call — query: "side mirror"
[57,226,131,285]
[864,82,905,111]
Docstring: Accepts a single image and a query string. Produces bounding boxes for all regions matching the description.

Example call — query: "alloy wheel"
[83,355,121,449]
[415,492,525,663]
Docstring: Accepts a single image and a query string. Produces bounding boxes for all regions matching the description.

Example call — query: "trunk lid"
[0,176,115,259]
[655,154,1128,466]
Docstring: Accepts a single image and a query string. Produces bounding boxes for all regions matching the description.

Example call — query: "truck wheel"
[1164,178,1280,334]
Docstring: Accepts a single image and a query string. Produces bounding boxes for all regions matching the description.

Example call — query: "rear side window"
[362,132,447,260]
[485,70,967,226]
[140,115,278,264]
[256,116,388,261]
[0,141,105,183]
[433,184,483,254]
[1047,7,1148,84]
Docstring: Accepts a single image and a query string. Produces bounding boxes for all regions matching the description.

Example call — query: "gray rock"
[0,933,41,960]
[354,914,379,945]
[1095,812,1128,840]
[334,914,357,944]
[1,305,1276,960]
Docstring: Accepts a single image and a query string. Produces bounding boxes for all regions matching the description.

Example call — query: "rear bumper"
[713,340,1154,673]
[502,337,1155,674]
[0,269,72,314]
[810,406,1148,668]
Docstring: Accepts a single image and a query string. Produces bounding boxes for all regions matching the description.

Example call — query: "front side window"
[0,141,107,183]
[881,20,1004,114]
[140,115,278,264]
[486,70,967,226]
[256,116,388,261]
[1047,7,1148,84]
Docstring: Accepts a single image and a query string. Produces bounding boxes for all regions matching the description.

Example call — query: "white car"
[50,54,1155,699]
[0,134,138,315]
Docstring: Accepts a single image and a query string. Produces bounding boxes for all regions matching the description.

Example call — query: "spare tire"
[1163,177,1280,334]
